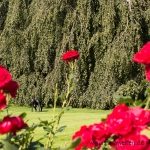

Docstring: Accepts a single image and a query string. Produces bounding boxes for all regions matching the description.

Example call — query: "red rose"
[91,122,111,148]
[10,116,28,135]
[133,42,150,64]
[0,116,12,134]
[3,80,19,98]
[62,50,79,63]
[110,104,129,113]
[129,107,150,130]
[0,65,12,88]
[0,91,6,110]
[0,116,28,135]
[145,64,150,81]
[111,134,149,150]
[0,65,19,98]
[133,42,150,80]
[72,125,94,150]
[106,104,133,136]
[72,122,111,150]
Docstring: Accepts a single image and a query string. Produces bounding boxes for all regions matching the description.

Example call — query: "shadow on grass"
[30,110,49,112]
[41,110,49,112]
[53,148,60,150]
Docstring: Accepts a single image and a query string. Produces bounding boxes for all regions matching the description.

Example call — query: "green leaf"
[3,141,18,150]
[70,85,76,92]
[27,141,45,150]
[59,94,66,99]
[69,137,81,149]
[101,118,106,122]
[19,112,27,119]
[134,100,146,107]
[119,96,134,104]
[43,126,52,132]
[40,120,49,126]
[38,119,55,127]
[140,79,148,87]
[0,141,3,149]
[146,87,150,92]
[56,125,67,133]
[27,123,40,131]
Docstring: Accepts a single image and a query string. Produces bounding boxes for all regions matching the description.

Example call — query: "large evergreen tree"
[0,0,150,109]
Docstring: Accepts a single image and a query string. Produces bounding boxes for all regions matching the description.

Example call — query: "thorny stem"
[45,61,75,149]
[53,84,58,119]
[66,76,70,102]
[45,84,58,149]
[144,96,150,110]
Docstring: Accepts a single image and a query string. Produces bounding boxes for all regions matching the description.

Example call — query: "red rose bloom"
[0,116,28,135]
[72,123,111,150]
[106,104,133,136]
[0,65,19,99]
[0,65,12,88]
[3,80,19,98]
[72,125,95,150]
[91,122,111,148]
[111,134,149,150]
[129,107,150,130]
[133,42,150,80]
[110,104,129,113]
[62,50,79,63]
[0,116,12,134]
[0,92,6,110]
[133,42,150,64]
[10,116,28,135]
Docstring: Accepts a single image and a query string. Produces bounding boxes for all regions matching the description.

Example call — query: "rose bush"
[0,50,80,150]
[0,65,25,136]
[72,104,150,150]
[72,42,150,150]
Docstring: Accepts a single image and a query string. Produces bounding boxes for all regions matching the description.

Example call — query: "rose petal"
[0,65,12,88]
[62,50,79,63]
[0,91,6,110]
[3,80,19,98]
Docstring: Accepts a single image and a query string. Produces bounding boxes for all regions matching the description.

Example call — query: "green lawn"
[1,106,150,149]
[0,106,111,149]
